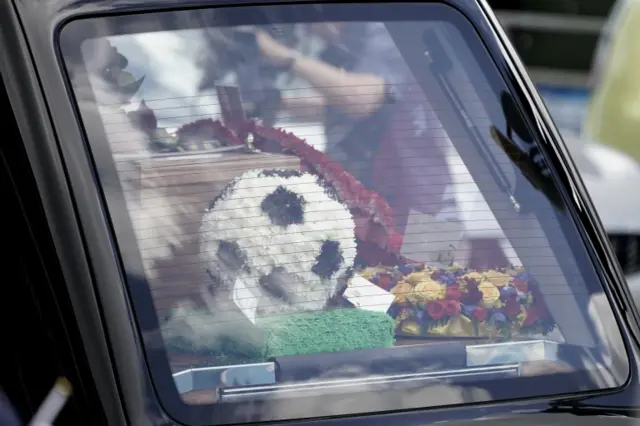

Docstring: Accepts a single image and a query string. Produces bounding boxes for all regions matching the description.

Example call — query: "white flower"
[200,169,357,317]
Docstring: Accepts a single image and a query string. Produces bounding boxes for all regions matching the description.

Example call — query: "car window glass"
[58,3,628,424]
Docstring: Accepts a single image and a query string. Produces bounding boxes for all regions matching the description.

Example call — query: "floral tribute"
[356,263,556,339]
[127,101,404,264]
[127,100,244,153]
[127,102,556,340]
[249,123,404,261]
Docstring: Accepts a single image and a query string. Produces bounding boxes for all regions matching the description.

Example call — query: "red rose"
[537,304,550,320]
[523,302,552,326]
[513,279,529,293]
[444,300,462,317]
[502,297,522,319]
[472,307,488,322]
[445,285,463,301]
[377,274,393,290]
[387,231,404,252]
[522,306,540,327]
[368,222,389,246]
[529,287,550,316]
[427,300,447,320]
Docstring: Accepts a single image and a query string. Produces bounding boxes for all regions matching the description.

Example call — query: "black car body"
[1,0,640,425]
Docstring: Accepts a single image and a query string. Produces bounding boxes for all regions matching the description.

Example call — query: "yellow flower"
[409,280,446,304]
[463,272,485,282]
[483,270,511,287]
[478,281,501,308]
[358,267,386,280]
[429,316,474,337]
[510,267,525,275]
[400,320,422,336]
[458,279,468,292]
[449,264,463,272]
[390,281,414,304]
[404,271,431,286]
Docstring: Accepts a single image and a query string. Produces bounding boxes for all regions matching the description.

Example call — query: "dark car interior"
[0,79,106,425]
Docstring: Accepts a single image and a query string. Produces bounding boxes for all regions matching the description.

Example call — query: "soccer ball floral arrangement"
[128,100,404,263]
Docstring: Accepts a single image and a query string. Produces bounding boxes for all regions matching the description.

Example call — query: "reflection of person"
[255,23,458,237]
[254,23,512,269]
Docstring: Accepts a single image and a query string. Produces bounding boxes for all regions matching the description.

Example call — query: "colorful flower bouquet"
[355,263,556,339]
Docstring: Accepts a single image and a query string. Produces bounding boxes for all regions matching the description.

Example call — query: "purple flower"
[438,271,458,286]
[462,304,476,316]
[515,271,532,282]
[500,286,517,300]
[490,312,507,324]
[387,305,399,317]
[398,265,413,275]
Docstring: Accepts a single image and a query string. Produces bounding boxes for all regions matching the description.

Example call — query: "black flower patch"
[259,169,303,179]
[316,176,340,202]
[312,240,343,279]
[326,266,353,308]
[260,186,306,227]
[217,240,249,272]
[208,179,238,211]
[258,266,291,302]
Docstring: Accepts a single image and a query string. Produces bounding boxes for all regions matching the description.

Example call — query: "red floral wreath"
[131,103,406,265]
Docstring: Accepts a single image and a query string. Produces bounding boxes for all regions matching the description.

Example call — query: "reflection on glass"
[60,4,627,424]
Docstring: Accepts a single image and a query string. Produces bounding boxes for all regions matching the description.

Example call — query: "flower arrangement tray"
[353,263,556,340]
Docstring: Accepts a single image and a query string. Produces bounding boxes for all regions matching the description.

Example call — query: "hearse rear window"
[59,3,628,425]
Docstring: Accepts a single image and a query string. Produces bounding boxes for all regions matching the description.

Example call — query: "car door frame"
[1,0,640,424]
